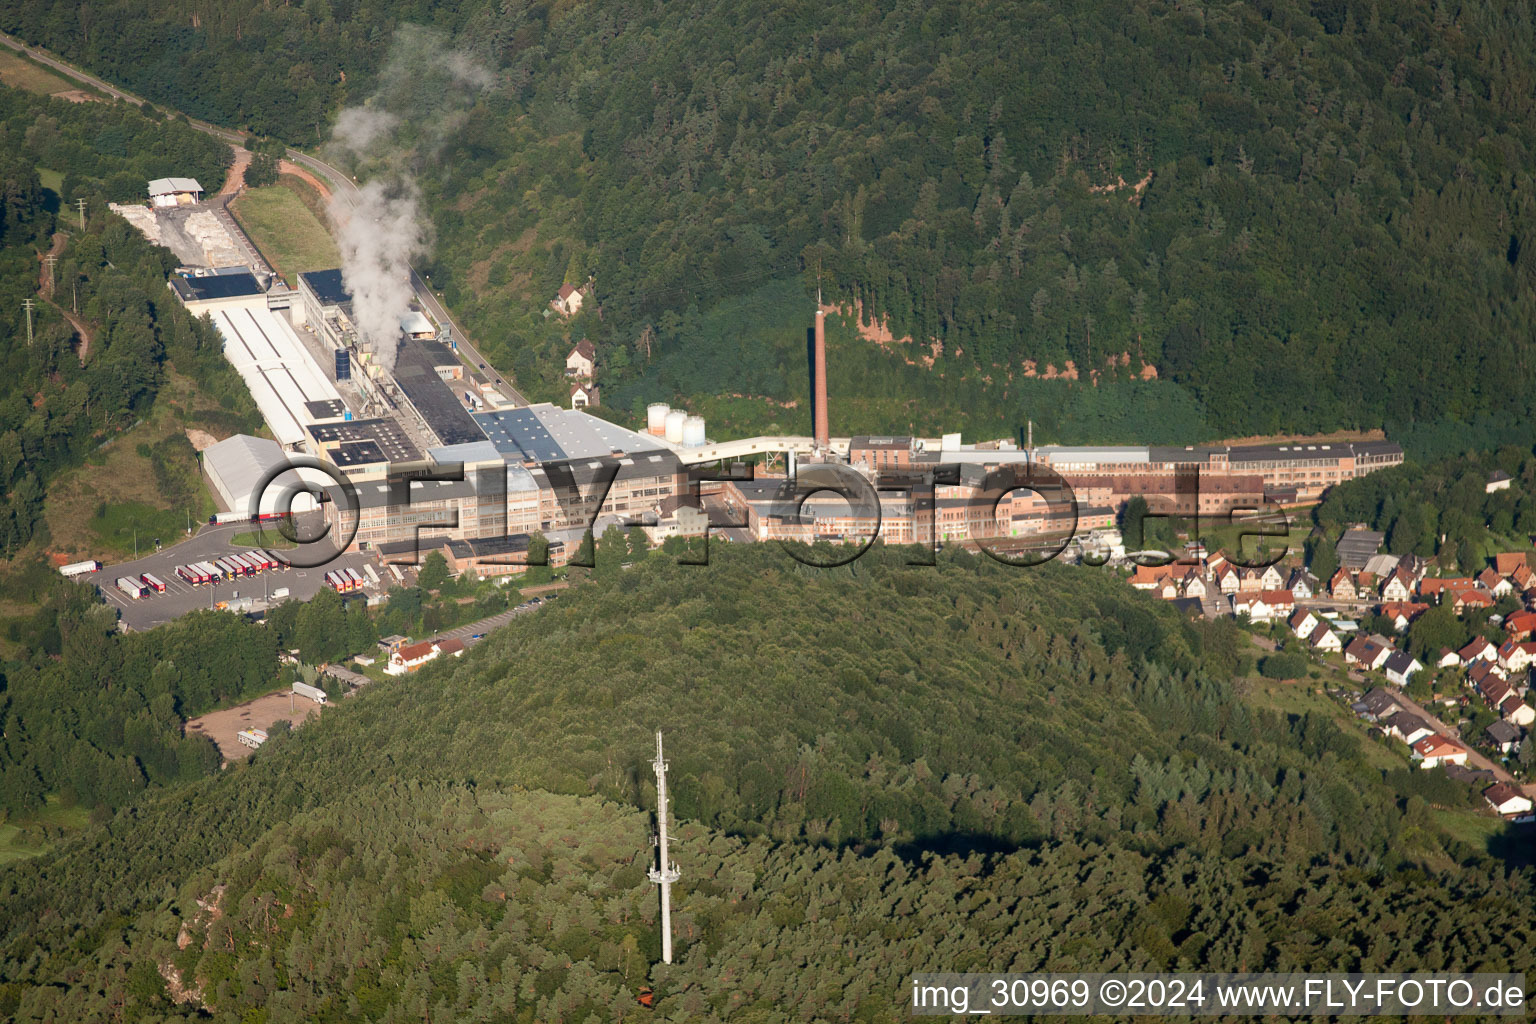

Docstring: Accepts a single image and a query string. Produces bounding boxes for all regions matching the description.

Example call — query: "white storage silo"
[664,409,688,444]
[682,415,706,447]
[647,403,671,436]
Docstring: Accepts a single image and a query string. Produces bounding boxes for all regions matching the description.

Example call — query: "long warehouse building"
[212,307,347,449]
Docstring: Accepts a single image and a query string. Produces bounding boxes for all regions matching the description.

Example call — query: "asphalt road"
[81,521,390,631]
[0,30,529,408]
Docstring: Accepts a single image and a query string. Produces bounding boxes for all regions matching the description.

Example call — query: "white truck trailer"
[292,682,328,705]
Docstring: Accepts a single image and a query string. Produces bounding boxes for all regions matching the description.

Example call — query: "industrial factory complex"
[134,191,1405,583]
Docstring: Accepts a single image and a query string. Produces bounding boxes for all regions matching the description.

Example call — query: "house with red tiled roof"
[1411,735,1469,769]
[1450,589,1493,614]
[1130,563,1178,591]
[1477,568,1513,599]
[1494,551,1529,577]
[1504,610,1536,640]
[554,284,587,318]
[1497,639,1536,674]
[1329,569,1356,601]
[1419,576,1475,600]
[1378,602,1429,633]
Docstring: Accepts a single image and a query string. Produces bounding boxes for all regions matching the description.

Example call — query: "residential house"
[1287,568,1318,600]
[1450,589,1494,615]
[1257,564,1285,590]
[1259,589,1294,616]
[1308,622,1341,653]
[1486,469,1512,493]
[1419,577,1476,601]
[569,381,600,409]
[386,639,441,675]
[564,338,596,377]
[1353,687,1402,721]
[1232,593,1273,621]
[1378,602,1428,633]
[1383,649,1423,687]
[1511,563,1535,591]
[1382,710,1435,745]
[1502,697,1535,727]
[1476,673,1515,710]
[1215,565,1241,595]
[436,637,466,659]
[553,284,586,318]
[1130,563,1177,591]
[1238,568,1264,593]
[1505,610,1536,640]
[1344,635,1393,672]
[1289,608,1319,639]
[1398,554,1430,581]
[1434,647,1459,669]
[1411,734,1470,769]
[1459,636,1498,666]
[1497,640,1536,674]
[1485,720,1522,755]
[1477,568,1513,599]
[1329,569,1357,601]
[1483,783,1532,818]
[1494,551,1529,577]
[1181,570,1208,600]
[1380,570,1413,603]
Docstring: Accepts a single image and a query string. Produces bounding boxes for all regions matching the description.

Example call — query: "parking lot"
[79,520,399,630]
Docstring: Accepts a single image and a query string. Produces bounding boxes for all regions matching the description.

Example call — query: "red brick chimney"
[814,308,829,450]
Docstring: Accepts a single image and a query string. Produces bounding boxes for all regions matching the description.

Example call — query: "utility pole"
[648,730,681,965]
[21,299,34,346]
[43,254,57,295]
[75,198,87,227]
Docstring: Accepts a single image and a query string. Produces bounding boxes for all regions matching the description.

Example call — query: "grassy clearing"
[43,370,222,560]
[0,797,90,866]
[0,49,75,96]
[1243,673,1406,773]
[230,178,340,285]
[36,166,62,194]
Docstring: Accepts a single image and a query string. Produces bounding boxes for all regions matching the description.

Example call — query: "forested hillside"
[0,85,243,559]
[5,0,1535,445]
[2,547,1530,1019]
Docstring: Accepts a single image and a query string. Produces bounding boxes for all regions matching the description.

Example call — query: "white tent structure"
[203,434,327,518]
[147,177,203,207]
[212,307,344,448]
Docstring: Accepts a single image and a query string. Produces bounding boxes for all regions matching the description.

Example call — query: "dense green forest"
[0,574,385,818]
[6,0,1536,446]
[1,547,1529,1018]
[1308,441,1536,577]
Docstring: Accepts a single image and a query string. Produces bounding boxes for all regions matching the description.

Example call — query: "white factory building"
[213,308,347,449]
[203,434,324,517]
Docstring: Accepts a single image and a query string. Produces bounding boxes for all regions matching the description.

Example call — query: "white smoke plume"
[334,180,430,373]
[325,24,492,371]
